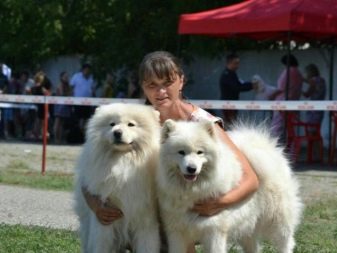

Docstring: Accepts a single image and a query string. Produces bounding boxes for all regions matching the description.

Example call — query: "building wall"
[42,48,337,146]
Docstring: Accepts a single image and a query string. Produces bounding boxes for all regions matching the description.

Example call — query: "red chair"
[329,112,337,164]
[286,112,323,163]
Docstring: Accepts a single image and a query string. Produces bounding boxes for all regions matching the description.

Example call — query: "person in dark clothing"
[219,53,256,126]
[0,67,9,138]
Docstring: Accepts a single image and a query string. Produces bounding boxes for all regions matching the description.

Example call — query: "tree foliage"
[0,0,245,71]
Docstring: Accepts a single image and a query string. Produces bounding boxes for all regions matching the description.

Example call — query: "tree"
[0,0,244,72]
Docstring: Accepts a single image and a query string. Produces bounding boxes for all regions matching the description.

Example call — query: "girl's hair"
[138,51,185,85]
[305,64,320,78]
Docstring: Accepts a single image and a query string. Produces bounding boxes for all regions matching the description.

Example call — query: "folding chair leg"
[307,141,313,163]
[330,130,337,164]
[294,140,302,162]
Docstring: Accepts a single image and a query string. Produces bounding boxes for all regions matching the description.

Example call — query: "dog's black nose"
[114,130,122,139]
[186,166,197,174]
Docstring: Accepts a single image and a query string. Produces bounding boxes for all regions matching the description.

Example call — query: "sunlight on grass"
[0,161,74,191]
[0,224,80,253]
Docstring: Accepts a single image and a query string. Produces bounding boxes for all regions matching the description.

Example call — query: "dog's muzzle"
[183,166,198,182]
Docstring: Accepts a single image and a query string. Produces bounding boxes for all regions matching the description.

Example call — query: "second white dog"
[157,120,303,253]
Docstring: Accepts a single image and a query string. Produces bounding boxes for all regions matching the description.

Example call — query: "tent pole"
[328,44,335,158]
[283,31,292,143]
[328,44,335,101]
[285,31,291,101]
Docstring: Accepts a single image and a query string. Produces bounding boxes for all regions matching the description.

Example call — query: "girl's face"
[142,73,184,110]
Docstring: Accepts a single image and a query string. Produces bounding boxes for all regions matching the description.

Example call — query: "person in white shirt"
[70,63,95,136]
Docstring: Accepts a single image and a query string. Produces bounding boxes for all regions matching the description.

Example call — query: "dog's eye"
[110,122,115,127]
[128,122,135,127]
[197,150,204,155]
[178,150,185,155]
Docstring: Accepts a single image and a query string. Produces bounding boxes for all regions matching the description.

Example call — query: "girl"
[83,51,259,252]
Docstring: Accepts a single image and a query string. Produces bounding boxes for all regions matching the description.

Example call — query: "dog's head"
[86,103,160,152]
[160,120,219,183]
[252,74,265,93]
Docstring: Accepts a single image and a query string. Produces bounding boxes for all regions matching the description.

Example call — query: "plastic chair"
[286,112,323,163]
[329,112,337,164]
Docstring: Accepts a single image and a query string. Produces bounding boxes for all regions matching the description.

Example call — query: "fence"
[1,94,336,174]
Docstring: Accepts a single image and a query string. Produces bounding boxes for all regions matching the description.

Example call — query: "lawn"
[1,198,336,253]
[0,160,74,191]
[0,162,336,252]
[0,224,80,253]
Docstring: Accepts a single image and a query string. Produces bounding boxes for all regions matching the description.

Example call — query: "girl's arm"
[191,125,259,216]
[82,187,123,225]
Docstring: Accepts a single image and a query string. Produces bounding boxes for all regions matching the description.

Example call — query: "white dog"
[74,103,161,253]
[252,74,276,100]
[157,120,303,253]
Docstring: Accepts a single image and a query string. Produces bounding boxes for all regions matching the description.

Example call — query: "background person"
[70,63,96,134]
[82,51,259,253]
[20,70,34,95]
[31,71,52,140]
[303,63,326,126]
[53,71,72,144]
[219,53,256,127]
[0,68,9,138]
[19,70,36,139]
[6,72,23,138]
[102,72,115,98]
[269,54,303,140]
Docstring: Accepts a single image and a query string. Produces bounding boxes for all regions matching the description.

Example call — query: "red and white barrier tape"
[0,94,336,111]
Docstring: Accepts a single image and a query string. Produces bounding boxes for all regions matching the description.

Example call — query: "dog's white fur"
[74,103,161,253]
[252,74,276,100]
[157,120,303,253]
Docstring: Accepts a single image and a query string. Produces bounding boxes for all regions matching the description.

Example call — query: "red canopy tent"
[178,0,337,41]
[179,0,337,152]
[179,0,337,100]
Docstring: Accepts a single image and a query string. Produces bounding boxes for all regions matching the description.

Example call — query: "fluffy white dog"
[74,103,161,253]
[157,120,303,253]
[252,74,276,100]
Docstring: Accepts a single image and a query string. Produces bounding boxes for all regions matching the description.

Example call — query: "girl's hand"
[190,126,259,217]
[94,203,123,225]
[191,196,225,217]
[82,187,123,225]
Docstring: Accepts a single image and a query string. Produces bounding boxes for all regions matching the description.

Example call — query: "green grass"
[0,160,74,191]
[1,199,336,253]
[0,161,336,252]
[0,224,80,253]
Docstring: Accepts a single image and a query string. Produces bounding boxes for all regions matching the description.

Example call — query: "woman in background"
[53,71,72,144]
[303,63,326,126]
[269,54,303,140]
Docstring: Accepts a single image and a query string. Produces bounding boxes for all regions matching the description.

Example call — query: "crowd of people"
[0,63,140,144]
[218,53,327,139]
[0,53,327,145]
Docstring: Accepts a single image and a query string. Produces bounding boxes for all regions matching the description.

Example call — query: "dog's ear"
[161,119,176,142]
[200,120,216,138]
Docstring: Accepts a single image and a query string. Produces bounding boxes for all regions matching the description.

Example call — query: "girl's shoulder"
[190,107,224,128]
